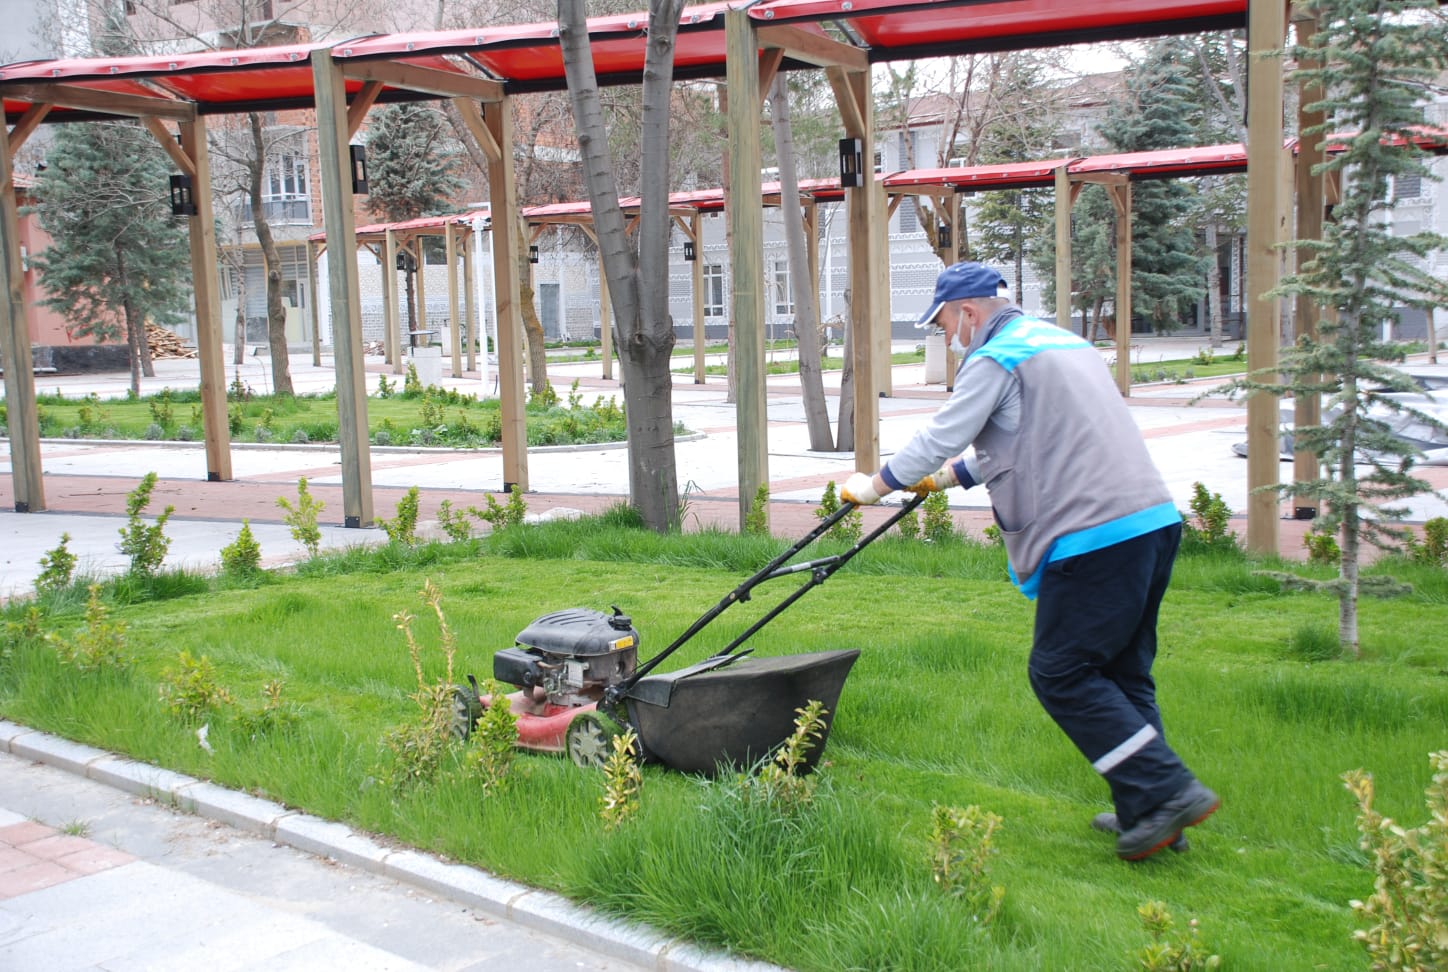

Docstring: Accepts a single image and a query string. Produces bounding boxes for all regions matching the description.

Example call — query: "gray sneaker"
[1091,811,1189,852]
[1115,780,1219,860]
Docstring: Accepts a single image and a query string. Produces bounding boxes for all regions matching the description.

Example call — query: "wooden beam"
[462,226,477,373]
[826,65,866,137]
[1073,171,1129,187]
[179,116,233,482]
[757,25,869,71]
[311,48,374,528]
[692,211,706,384]
[346,80,384,140]
[0,115,44,511]
[344,61,502,103]
[1244,0,1287,555]
[307,241,322,367]
[727,8,769,527]
[758,47,786,111]
[454,97,502,164]
[7,83,194,121]
[446,222,462,377]
[383,228,400,371]
[7,104,51,155]
[142,117,195,179]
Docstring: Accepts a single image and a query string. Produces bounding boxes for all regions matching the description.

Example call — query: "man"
[841,261,1217,861]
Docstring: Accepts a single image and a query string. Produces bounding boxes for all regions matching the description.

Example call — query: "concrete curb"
[0,719,784,972]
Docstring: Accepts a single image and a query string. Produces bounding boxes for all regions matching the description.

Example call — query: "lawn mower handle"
[605,492,929,704]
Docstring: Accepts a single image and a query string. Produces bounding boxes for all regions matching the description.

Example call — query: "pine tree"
[364,103,465,223]
[1242,0,1448,656]
[28,121,190,396]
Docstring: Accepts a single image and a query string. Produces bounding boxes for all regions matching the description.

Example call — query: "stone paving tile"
[0,817,134,900]
[0,860,71,898]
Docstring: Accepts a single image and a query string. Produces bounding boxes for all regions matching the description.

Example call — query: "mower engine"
[492,607,639,707]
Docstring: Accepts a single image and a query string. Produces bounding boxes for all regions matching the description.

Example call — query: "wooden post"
[310,49,373,527]
[691,211,706,383]
[1109,181,1132,396]
[874,181,892,399]
[178,116,233,481]
[446,221,461,377]
[462,225,477,374]
[307,241,322,367]
[414,236,429,343]
[1293,14,1325,521]
[1054,165,1073,335]
[937,193,960,389]
[484,100,528,492]
[0,117,44,511]
[382,228,398,370]
[1245,0,1287,554]
[726,8,769,527]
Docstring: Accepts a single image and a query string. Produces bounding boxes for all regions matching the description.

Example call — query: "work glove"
[841,472,881,506]
[906,463,960,497]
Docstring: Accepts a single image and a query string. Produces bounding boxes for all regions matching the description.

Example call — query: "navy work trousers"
[1028,522,1191,828]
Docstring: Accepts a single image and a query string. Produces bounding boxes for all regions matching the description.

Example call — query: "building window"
[260,152,310,224]
[898,195,918,234]
[703,263,725,317]
[773,259,793,315]
[1394,173,1422,200]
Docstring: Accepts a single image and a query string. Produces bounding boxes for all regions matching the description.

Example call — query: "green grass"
[3,517,1445,969]
[27,384,633,448]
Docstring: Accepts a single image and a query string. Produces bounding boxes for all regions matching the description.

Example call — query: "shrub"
[117,472,174,577]
[159,649,234,722]
[1305,527,1340,565]
[928,803,1005,927]
[1181,482,1237,552]
[815,481,862,544]
[377,374,395,398]
[744,484,770,536]
[220,521,263,575]
[1132,900,1221,971]
[276,478,324,558]
[922,492,956,543]
[403,362,422,397]
[465,681,518,795]
[50,585,129,673]
[383,580,463,788]
[35,533,77,597]
[377,486,421,545]
[1407,517,1448,567]
[897,506,920,540]
[476,485,528,530]
[233,679,299,740]
[436,500,475,543]
[600,729,643,828]
[1343,752,1448,972]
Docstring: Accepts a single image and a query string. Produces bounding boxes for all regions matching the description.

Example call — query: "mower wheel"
[449,684,482,740]
[565,711,622,770]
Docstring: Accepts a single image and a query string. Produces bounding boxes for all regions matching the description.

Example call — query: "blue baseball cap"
[917,262,1006,327]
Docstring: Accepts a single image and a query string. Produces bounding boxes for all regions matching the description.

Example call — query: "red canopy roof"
[3,0,1251,122]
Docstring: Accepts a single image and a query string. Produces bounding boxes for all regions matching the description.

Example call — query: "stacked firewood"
[146,323,198,359]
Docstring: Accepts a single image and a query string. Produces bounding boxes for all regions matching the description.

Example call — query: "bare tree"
[558,0,684,531]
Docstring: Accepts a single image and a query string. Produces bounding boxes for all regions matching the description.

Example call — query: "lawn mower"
[454,493,927,774]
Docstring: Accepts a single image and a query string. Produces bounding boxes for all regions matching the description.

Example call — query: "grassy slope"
[3,527,1445,970]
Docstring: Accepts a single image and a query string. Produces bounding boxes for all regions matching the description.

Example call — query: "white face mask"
[949,332,970,357]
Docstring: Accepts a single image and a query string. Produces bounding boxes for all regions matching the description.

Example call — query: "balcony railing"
[236,197,312,226]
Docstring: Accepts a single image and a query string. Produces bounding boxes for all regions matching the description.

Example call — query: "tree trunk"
[769,75,833,451]
[515,217,550,394]
[836,289,855,452]
[233,265,246,366]
[1205,221,1225,348]
[558,0,682,532]
[249,113,294,396]
[1339,372,1361,657]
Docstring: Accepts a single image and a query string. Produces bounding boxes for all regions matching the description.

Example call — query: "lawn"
[2,514,1444,970]
[23,381,634,448]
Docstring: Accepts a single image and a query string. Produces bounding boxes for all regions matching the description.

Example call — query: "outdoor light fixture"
[838,138,864,188]
[528,244,540,264]
[936,222,952,251]
[169,174,196,216]
[684,241,696,261]
[396,250,416,273]
[349,144,368,195]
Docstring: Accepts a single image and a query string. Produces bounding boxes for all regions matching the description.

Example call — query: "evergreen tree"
[28,121,190,396]
[1240,0,1448,656]
[364,103,465,222]
[1093,38,1209,334]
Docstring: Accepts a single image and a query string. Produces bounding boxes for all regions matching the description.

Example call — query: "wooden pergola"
[6,0,1326,549]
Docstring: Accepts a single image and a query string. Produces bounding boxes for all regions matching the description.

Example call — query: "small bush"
[1305,527,1340,565]
[233,679,299,740]
[436,500,475,543]
[477,485,528,530]
[277,478,325,558]
[744,484,771,536]
[1407,517,1448,567]
[377,374,395,398]
[383,580,462,789]
[1132,900,1221,971]
[600,729,643,828]
[377,486,421,545]
[815,481,862,545]
[466,682,518,794]
[50,585,129,673]
[928,803,1005,927]
[403,362,423,397]
[35,533,78,597]
[220,521,263,575]
[117,472,174,577]
[159,649,233,722]
[897,506,920,540]
[1182,482,1237,552]
[1343,752,1448,972]
[734,700,828,814]
[922,492,956,543]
